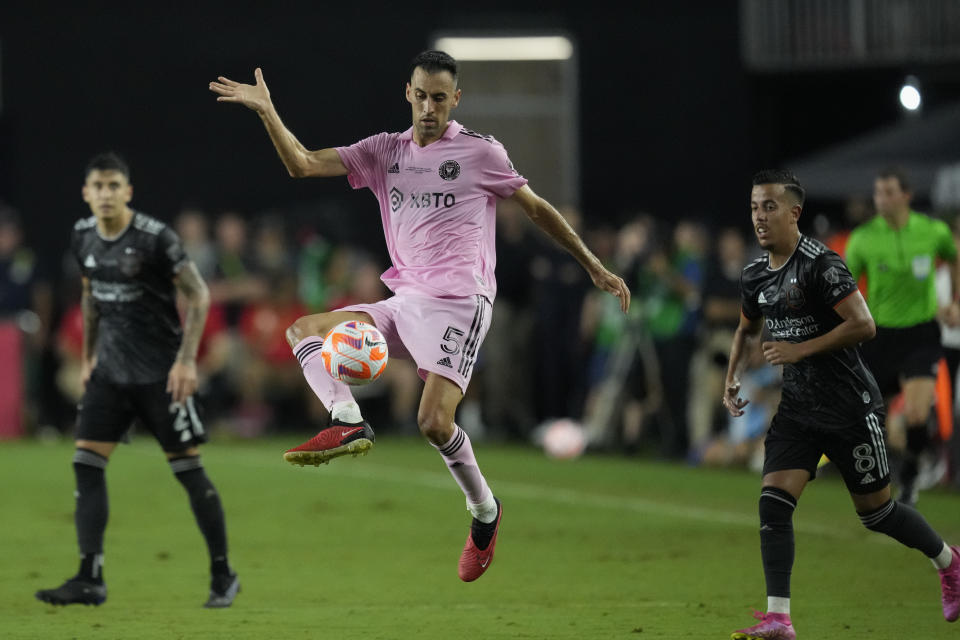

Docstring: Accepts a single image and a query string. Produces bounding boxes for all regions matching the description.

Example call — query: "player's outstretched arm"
[509,185,631,313]
[79,277,99,387]
[168,261,210,404]
[209,68,347,178]
[722,312,763,417]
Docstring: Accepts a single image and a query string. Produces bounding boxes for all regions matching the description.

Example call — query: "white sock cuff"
[933,542,954,570]
[767,596,790,615]
[467,492,497,524]
[331,401,363,424]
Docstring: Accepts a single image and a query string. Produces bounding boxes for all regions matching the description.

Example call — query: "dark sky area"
[2,1,958,276]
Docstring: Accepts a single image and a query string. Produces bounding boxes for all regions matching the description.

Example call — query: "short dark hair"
[752,169,805,206]
[877,166,912,193]
[85,152,130,180]
[409,50,458,83]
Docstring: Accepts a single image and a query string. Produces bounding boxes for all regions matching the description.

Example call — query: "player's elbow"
[287,163,308,178]
[858,316,876,342]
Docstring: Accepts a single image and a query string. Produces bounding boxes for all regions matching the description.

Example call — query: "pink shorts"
[338,293,493,394]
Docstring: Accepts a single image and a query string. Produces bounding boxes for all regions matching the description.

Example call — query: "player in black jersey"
[35,153,239,608]
[723,171,960,639]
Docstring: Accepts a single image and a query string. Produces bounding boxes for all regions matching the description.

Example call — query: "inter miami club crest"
[439,160,460,181]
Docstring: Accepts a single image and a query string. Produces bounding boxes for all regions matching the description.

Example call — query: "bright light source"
[434,36,573,61]
[899,80,922,111]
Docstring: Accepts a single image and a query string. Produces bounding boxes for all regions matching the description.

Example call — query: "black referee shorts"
[860,320,942,397]
[75,369,207,453]
[762,411,891,495]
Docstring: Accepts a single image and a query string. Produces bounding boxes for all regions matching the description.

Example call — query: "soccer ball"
[320,320,388,386]
[540,418,587,460]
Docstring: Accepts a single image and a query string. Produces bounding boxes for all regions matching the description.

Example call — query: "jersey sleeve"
[814,252,859,308]
[739,269,761,320]
[335,132,391,192]
[481,141,528,198]
[933,219,958,262]
[156,226,189,277]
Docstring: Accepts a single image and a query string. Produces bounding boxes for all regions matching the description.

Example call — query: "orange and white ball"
[320,320,388,386]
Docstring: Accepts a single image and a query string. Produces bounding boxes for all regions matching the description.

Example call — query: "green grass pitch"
[1,434,958,639]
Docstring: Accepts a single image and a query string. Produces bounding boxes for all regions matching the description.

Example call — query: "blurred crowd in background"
[3,193,960,485]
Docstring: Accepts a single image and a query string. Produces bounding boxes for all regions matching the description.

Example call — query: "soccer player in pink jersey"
[210,50,630,581]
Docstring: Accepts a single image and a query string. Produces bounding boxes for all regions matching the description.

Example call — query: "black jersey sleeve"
[740,268,761,320]
[156,226,189,277]
[813,251,859,308]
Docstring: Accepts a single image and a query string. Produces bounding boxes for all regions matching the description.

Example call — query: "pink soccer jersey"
[336,120,527,301]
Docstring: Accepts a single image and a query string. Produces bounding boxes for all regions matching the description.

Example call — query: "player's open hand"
[591,267,631,313]
[761,340,805,365]
[209,68,272,113]
[722,380,749,417]
[167,360,198,404]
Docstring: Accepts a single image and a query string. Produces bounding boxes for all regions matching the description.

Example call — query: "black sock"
[73,449,108,582]
[171,456,231,576]
[759,487,797,598]
[78,553,104,583]
[470,499,501,550]
[901,423,930,486]
[859,499,944,557]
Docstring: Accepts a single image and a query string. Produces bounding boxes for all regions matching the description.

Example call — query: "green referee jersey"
[845,211,957,328]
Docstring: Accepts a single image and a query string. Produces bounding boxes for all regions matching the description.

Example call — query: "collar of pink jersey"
[399,120,463,144]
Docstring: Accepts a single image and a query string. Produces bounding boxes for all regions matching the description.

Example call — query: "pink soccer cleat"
[939,545,960,622]
[731,609,796,640]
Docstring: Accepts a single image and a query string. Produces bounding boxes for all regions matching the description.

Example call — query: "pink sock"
[293,337,354,410]
[433,425,491,505]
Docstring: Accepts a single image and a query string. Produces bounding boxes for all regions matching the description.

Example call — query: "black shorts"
[75,369,207,453]
[762,411,890,495]
[860,320,942,397]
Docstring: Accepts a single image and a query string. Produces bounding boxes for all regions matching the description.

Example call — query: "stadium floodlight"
[899,76,922,112]
[433,36,573,61]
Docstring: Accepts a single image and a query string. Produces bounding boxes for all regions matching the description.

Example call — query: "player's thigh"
[286,310,375,348]
[820,411,891,496]
[132,381,208,454]
[75,370,136,451]
[394,294,493,396]
[761,414,821,497]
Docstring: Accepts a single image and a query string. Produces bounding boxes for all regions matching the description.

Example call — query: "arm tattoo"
[80,279,99,361]
[173,261,211,364]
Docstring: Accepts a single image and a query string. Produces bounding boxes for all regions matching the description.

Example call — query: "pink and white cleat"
[731,610,796,640]
[939,545,960,622]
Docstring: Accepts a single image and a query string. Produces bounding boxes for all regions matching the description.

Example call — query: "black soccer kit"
[71,212,205,451]
[740,235,889,494]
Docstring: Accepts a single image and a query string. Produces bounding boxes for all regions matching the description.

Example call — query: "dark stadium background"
[3,1,958,275]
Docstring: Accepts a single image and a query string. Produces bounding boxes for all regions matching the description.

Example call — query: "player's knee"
[758,486,797,530]
[417,408,455,443]
[903,405,931,426]
[286,317,310,348]
[73,449,109,486]
[170,455,216,494]
[858,499,897,533]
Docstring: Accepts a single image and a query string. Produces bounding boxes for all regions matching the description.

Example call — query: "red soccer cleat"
[458,498,502,582]
[283,421,375,466]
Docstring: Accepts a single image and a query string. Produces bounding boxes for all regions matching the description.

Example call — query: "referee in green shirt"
[846,167,960,506]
